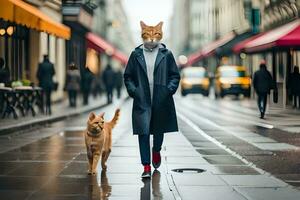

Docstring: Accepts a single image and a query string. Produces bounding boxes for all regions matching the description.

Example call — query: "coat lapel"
[135,48,147,75]
[154,47,167,74]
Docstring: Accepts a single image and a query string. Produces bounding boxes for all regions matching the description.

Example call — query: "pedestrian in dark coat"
[81,67,94,105]
[102,64,115,103]
[288,66,300,108]
[115,68,123,99]
[0,57,10,86]
[37,55,55,115]
[253,61,274,119]
[124,21,180,178]
[65,63,81,107]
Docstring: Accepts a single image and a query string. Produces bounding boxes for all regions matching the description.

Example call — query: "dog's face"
[88,112,105,133]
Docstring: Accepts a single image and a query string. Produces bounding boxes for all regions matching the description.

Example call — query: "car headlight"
[241,84,250,89]
[222,83,231,89]
[181,81,192,89]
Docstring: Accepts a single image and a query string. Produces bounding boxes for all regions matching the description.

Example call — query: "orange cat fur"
[84,109,120,175]
[140,21,163,42]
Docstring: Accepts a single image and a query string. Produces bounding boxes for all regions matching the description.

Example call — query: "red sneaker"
[152,150,161,169]
[141,165,151,178]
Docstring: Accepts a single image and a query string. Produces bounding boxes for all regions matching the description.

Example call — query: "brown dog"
[84,108,120,175]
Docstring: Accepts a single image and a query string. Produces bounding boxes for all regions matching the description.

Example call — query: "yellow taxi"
[215,65,251,98]
[180,67,210,96]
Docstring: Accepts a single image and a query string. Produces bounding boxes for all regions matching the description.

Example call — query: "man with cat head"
[124,21,180,178]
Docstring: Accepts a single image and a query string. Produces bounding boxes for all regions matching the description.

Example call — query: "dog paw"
[91,171,97,175]
[87,170,92,175]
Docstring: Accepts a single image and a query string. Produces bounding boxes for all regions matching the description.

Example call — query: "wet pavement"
[0,96,300,199]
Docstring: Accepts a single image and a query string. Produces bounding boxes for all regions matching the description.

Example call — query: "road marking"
[176,110,266,175]
[177,104,298,151]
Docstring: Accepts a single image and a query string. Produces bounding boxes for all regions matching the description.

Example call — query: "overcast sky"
[122,0,174,45]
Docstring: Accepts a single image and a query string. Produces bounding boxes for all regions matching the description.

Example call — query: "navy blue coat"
[124,44,180,135]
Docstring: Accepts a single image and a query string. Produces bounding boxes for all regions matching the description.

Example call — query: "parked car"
[214,65,251,98]
[180,66,210,96]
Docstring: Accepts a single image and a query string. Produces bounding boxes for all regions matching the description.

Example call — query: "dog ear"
[89,112,96,121]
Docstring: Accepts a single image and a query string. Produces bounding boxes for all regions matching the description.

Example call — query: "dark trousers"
[138,134,164,166]
[68,90,77,107]
[116,87,121,99]
[293,94,300,108]
[82,90,89,105]
[44,88,52,115]
[106,87,113,103]
[257,93,267,115]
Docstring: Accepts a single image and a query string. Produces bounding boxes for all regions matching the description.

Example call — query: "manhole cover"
[172,168,206,173]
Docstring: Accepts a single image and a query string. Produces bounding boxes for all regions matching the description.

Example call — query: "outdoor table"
[34,87,44,114]
[15,86,36,117]
[0,87,18,119]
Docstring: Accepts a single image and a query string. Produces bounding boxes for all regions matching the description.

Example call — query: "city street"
[1,0,300,199]
[1,95,300,200]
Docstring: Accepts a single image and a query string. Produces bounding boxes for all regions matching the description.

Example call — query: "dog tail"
[108,108,120,128]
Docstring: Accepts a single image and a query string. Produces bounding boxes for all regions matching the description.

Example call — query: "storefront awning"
[233,33,265,53]
[0,0,70,39]
[86,32,128,65]
[186,32,235,66]
[216,31,254,56]
[242,19,300,53]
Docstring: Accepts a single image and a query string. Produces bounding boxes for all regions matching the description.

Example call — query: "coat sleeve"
[253,72,257,90]
[166,51,180,95]
[36,64,41,80]
[123,52,137,98]
[52,64,55,76]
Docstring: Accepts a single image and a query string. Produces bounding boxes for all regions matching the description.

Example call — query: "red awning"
[242,19,300,53]
[233,33,265,53]
[86,32,128,64]
[186,32,235,66]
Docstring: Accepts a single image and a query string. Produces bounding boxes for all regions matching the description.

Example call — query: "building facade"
[0,0,69,101]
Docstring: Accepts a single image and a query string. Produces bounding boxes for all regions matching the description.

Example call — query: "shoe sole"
[152,160,161,169]
[141,174,151,179]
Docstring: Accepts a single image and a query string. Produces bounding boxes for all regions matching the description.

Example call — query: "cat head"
[140,21,163,49]
[87,112,105,133]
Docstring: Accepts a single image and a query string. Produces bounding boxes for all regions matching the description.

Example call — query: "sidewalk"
[0,95,108,135]
[103,115,300,199]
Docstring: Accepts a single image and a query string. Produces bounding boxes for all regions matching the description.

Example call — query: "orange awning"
[0,0,70,40]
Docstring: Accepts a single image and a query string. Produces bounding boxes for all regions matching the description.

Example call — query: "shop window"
[0,19,29,84]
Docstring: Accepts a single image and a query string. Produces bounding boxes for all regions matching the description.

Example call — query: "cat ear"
[99,112,105,118]
[156,21,163,29]
[89,112,96,121]
[140,21,147,29]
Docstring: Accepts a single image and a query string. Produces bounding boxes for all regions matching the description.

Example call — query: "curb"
[0,102,109,135]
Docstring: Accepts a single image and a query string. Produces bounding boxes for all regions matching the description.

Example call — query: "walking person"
[65,63,81,107]
[289,66,300,108]
[253,61,274,119]
[124,21,180,178]
[37,55,55,115]
[81,67,94,105]
[102,63,115,103]
[115,68,123,99]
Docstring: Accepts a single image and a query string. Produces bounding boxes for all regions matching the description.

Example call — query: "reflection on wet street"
[1,98,300,199]
[0,102,173,200]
